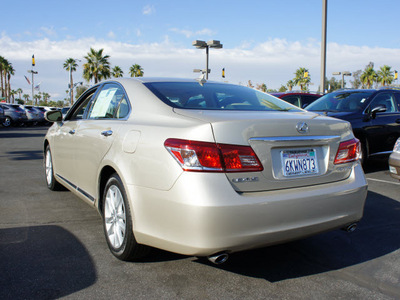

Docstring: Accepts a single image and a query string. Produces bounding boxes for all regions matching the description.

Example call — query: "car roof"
[104,77,233,85]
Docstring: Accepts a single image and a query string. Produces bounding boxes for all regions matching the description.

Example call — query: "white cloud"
[108,31,116,39]
[2,34,400,99]
[40,26,57,37]
[169,28,217,38]
[142,5,155,15]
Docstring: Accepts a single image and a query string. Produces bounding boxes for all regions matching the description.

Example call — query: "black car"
[0,104,28,127]
[271,92,322,108]
[0,105,5,125]
[306,88,400,163]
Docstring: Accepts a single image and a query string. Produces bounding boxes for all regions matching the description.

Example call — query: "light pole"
[192,40,223,79]
[320,0,327,94]
[68,59,81,105]
[27,54,38,104]
[333,71,352,89]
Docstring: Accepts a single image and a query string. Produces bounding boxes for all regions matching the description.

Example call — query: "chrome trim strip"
[56,174,95,202]
[249,136,341,143]
[370,150,392,156]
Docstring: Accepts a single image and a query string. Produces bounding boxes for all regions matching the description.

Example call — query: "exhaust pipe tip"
[207,252,229,264]
[342,223,358,232]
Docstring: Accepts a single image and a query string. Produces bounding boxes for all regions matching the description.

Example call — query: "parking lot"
[0,126,399,299]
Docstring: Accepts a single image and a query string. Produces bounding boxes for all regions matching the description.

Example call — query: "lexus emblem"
[296,122,309,134]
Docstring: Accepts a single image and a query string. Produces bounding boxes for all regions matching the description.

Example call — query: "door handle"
[101,130,113,137]
[69,129,76,135]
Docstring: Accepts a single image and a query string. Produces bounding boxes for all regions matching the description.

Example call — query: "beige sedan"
[389,138,400,180]
[44,78,368,264]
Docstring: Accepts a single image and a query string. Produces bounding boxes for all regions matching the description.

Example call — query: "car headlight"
[394,138,400,153]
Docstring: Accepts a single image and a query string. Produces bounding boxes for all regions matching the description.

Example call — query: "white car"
[44,78,368,263]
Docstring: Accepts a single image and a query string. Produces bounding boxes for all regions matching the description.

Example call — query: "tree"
[16,88,23,101]
[129,64,144,77]
[293,67,310,91]
[325,77,342,93]
[350,70,362,89]
[377,65,394,86]
[42,92,51,103]
[23,94,30,103]
[286,80,295,91]
[63,58,79,104]
[256,83,267,92]
[10,89,16,103]
[0,56,7,99]
[360,65,377,89]
[83,48,111,84]
[278,85,288,92]
[247,80,254,88]
[112,66,124,78]
[5,62,15,102]
[76,85,88,99]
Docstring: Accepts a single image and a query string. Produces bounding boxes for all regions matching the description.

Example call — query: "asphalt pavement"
[0,126,399,299]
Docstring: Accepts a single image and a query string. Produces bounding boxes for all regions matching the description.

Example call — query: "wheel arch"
[98,166,118,214]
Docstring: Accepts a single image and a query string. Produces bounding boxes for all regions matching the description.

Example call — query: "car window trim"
[86,81,131,121]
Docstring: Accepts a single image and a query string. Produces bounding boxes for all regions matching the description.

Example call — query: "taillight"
[164,138,263,172]
[334,138,360,164]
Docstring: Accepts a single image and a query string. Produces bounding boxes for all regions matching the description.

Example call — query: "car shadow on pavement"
[0,225,97,299]
[194,191,400,282]
[5,150,43,160]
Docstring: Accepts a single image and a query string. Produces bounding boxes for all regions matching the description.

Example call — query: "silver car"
[44,78,368,263]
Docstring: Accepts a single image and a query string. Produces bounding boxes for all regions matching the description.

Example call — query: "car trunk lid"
[174,109,356,192]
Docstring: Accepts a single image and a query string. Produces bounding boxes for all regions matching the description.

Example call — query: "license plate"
[281,149,318,177]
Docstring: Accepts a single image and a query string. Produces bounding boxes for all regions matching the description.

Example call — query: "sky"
[2,0,400,101]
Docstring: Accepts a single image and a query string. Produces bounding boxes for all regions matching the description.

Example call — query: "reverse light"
[164,139,263,172]
[334,138,360,164]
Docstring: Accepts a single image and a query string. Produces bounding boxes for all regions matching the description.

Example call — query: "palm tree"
[0,56,6,98]
[112,66,124,78]
[42,92,51,103]
[377,65,394,86]
[360,66,377,89]
[129,64,144,77]
[83,48,111,84]
[293,67,310,91]
[16,88,23,102]
[256,83,267,92]
[287,80,295,91]
[23,94,30,103]
[63,58,79,104]
[5,62,15,103]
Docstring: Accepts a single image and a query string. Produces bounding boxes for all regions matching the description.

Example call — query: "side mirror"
[45,110,63,122]
[370,105,386,118]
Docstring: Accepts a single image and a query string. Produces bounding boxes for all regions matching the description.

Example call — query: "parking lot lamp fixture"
[192,40,223,80]
[333,71,352,89]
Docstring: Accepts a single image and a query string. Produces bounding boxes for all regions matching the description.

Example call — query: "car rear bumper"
[129,162,368,256]
[389,152,400,180]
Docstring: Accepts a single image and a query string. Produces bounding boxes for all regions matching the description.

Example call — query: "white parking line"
[367,177,400,186]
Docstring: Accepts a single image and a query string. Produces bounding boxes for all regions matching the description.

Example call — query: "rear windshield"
[306,91,374,112]
[144,82,301,112]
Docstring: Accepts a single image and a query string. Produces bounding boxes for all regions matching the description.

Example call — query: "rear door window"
[87,83,129,119]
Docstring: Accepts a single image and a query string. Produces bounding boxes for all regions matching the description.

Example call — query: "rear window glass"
[307,91,374,112]
[144,82,301,112]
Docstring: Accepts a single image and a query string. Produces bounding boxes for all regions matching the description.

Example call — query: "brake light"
[334,138,360,164]
[164,138,263,172]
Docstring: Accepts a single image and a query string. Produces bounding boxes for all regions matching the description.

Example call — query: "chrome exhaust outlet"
[207,252,229,264]
[342,223,358,232]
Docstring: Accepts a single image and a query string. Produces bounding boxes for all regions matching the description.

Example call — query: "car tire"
[44,145,65,191]
[2,116,12,127]
[102,174,150,261]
